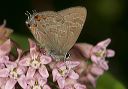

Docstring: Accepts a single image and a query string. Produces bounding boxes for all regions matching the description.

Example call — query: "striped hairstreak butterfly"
[25,6,87,61]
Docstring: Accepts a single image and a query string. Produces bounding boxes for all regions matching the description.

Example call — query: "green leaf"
[96,73,126,89]
[10,33,29,50]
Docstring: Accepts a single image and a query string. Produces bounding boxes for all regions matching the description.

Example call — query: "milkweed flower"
[0,48,27,89]
[25,72,51,89]
[0,37,115,89]
[19,39,52,79]
[91,38,115,64]
[52,61,80,88]
[78,38,115,87]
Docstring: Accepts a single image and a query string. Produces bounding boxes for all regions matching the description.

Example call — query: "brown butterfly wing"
[57,7,87,54]
[35,11,68,57]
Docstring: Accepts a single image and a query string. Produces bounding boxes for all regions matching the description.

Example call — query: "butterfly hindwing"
[58,7,87,53]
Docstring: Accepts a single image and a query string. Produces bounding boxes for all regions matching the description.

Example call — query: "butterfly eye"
[26,23,31,27]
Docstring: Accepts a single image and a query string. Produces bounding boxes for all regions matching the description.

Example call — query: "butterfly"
[25,6,87,61]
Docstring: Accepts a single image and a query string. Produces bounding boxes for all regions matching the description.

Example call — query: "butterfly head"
[25,11,38,32]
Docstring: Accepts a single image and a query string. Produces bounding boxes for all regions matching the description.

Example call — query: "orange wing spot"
[34,15,42,21]
[34,15,47,21]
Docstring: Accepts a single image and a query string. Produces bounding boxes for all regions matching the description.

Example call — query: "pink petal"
[68,70,79,79]
[26,86,31,89]
[40,55,52,64]
[92,46,99,53]
[0,56,9,63]
[57,77,65,89]
[64,85,73,89]
[16,48,22,62]
[19,57,31,66]
[26,67,36,78]
[97,38,111,48]
[66,61,80,69]
[0,39,11,56]
[5,61,17,69]
[74,83,86,89]
[30,47,39,60]
[0,63,5,68]
[5,79,17,89]
[106,49,115,57]
[99,60,109,70]
[18,75,27,89]
[91,55,99,63]
[17,66,27,75]
[52,69,61,81]
[29,40,38,60]
[28,38,36,48]
[26,78,35,86]
[0,68,9,77]
[39,65,49,78]
[91,65,104,76]
[43,85,51,89]
[0,78,8,87]
[86,74,96,87]
[56,62,65,68]
[34,72,47,86]
[34,72,42,79]
[38,78,47,87]
[73,43,93,59]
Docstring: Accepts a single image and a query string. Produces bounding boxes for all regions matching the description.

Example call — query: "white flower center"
[33,85,41,89]
[31,60,41,69]
[59,66,68,76]
[95,48,106,57]
[9,68,19,79]
[32,81,42,89]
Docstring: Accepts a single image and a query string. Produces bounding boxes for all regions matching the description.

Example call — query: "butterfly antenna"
[25,11,32,20]
[25,12,30,20]
[32,9,37,14]
[26,11,32,17]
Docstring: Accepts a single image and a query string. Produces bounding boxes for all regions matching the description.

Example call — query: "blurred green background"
[0,0,127,89]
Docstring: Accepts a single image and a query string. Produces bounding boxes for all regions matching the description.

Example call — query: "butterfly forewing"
[36,12,68,56]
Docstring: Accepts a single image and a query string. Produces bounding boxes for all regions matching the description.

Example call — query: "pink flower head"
[52,61,80,88]
[0,39,11,65]
[91,38,115,64]
[0,48,27,89]
[19,39,52,78]
[26,72,51,89]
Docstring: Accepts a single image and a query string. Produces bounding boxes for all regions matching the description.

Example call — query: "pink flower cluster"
[0,23,115,89]
[0,38,115,89]
[77,39,115,88]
